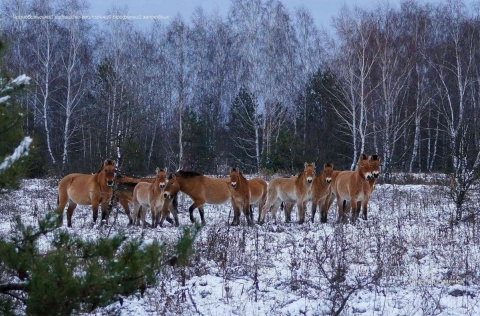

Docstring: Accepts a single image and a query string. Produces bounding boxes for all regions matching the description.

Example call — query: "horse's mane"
[95,159,115,174]
[176,170,203,178]
[325,163,333,168]
[231,167,247,182]
[295,163,314,184]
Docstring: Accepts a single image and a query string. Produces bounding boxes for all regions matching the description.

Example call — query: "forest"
[1,0,480,181]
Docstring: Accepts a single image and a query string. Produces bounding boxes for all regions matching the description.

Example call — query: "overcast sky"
[85,0,479,32]
[85,0,392,31]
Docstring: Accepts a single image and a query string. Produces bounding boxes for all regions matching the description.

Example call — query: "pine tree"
[0,40,32,190]
[0,212,199,315]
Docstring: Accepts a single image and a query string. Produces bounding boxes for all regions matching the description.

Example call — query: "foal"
[259,163,315,224]
[133,168,179,228]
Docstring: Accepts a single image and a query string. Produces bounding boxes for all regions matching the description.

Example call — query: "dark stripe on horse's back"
[176,170,203,178]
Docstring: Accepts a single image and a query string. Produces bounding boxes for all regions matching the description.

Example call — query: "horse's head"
[164,173,180,199]
[369,155,381,179]
[155,167,167,189]
[323,163,334,184]
[103,159,116,187]
[303,162,315,184]
[229,167,241,189]
[357,154,373,181]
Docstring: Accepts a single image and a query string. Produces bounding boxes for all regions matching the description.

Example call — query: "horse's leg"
[271,199,282,223]
[119,198,133,225]
[100,201,109,225]
[284,202,292,223]
[92,200,100,225]
[320,197,329,223]
[311,197,319,223]
[198,206,206,225]
[230,199,240,226]
[361,199,368,220]
[56,193,69,226]
[297,202,305,224]
[350,198,359,222]
[133,203,140,226]
[66,201,77,228]
[259,194,276,224]
[242,201,252,226]
[168,203,180,227]
[140,207,148,229]
[335,193,344,223]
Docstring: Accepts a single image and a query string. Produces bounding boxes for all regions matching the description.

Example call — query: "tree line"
[1,0,480,181]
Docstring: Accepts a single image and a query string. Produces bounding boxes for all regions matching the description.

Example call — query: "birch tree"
[430,0,480,220]
[56,0,91,171]
[28,0,61,165]
[329,6,379,169]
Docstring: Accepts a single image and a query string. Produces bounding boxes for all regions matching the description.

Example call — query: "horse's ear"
[304,162,308,168]
[164,167,168,173]
[370,155,381,162]
[360,154,368,160]
[155,167,160,173]
[103,159,114,166]
[330,163,334,169]
[323,163,327,169]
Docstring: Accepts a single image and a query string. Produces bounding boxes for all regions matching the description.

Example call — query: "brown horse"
[132,168,179,228]
[162,170,231,224]
[115,175,177,226]
[259,162,315,224]
[57,159,116,227]
[218,176,266,223]
[229,168,252,225]
[311,163,335,223]
[334,154,373,222]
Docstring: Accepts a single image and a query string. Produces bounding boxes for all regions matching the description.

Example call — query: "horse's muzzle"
[231,182,237,188]
[160,182,165,189]
[106,180,114,187]
[307,178,313,184]
[326,178,332,184]
[373,172,379,179]
[164,192,171,199]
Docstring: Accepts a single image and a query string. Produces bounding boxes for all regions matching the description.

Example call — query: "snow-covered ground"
[1,177,479,315]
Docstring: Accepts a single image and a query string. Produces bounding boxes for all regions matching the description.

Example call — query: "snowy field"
[1,176,480,315]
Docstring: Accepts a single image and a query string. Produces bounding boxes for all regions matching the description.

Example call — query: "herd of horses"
[55,154,381,228]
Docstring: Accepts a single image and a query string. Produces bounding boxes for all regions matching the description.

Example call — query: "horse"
[162,170,231,224]
[218,175,267,223]
[132,168,179,228]
[115,175,177,226]
[334,154,373,222]
[57,159,116,227]
[229,168,252,225]
[311,163,335,223]
[259,162,315,224]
